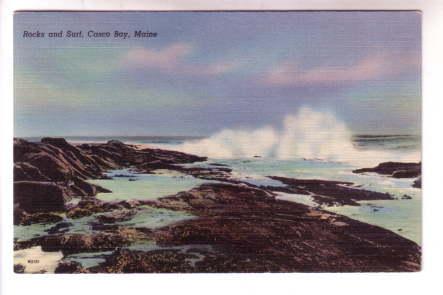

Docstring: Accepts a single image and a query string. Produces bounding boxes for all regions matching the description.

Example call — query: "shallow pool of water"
[89,168,211,202]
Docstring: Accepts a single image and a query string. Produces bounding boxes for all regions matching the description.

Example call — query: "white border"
[1,1,443,295]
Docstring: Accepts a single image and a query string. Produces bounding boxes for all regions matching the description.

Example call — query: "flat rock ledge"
[13,138,421,273]
[264,176,393,206]
[91,183,421,273]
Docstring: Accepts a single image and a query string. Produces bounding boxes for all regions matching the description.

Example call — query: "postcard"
[13,11,421,273]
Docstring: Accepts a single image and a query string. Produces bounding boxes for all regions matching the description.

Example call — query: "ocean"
[15,134,421,270]
[23,133,421,241]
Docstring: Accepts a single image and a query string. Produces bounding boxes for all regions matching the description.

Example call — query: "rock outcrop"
[413,177,422,188]
[13,138,206,225]
[13,138,421,273]
[15,227,150,255]
[353,162,421,178]
[55,261,89,274]
[265,177,393,206]
[93,183,421,273]
[353,161,421,189]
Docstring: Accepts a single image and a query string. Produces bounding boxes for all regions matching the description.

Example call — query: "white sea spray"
[177,107,420,166]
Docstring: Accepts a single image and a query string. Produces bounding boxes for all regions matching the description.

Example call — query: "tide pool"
[89,169,212,202]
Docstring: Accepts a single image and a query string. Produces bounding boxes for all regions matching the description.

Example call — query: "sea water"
[88,168,211,202]
[15,134,421,272]
[149,134,422,244]
[18,134,421,246]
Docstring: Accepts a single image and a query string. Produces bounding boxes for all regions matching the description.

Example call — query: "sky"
[14,11,421,137]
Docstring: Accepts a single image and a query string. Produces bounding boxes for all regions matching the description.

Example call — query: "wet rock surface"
[55,261,89,273]
[90,249,198,273]
[13,138,421,273]
[96,209,138,224]
[353,162,422,188]
[14,138,206,224]
[14,181,71,213]
[353,162,421,178]
[94,183,421,272]
[265,177,393,206]
[15,227,150,255]
[14,206,63,226]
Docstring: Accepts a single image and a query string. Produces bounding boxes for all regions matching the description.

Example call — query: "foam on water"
[15,113,421,272]
[175,107,420,166]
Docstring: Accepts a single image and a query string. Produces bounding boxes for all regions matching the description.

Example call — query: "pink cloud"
[122,43,237,76]
[264,52,420,87]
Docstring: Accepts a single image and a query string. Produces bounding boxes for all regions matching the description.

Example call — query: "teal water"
[89,169,211,202]
[212,158,421,244]
[89,151,421,244]
[14,135,422,273]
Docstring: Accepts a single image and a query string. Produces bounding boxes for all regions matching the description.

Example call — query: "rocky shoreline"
[353,161,421,188]
[14,138,421,273]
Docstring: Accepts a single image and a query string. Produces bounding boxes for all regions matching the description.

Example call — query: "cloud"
[264,52,420,87]
[122,43,238,76]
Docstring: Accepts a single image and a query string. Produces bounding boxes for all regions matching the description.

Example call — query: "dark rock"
[13,137,206,219]
[67,208,94,219]
[14,264,25,273]
[41,137,71,146]
[311,195,359,207]
[92,249,196,273]
[116,199,142,209]
[46,221,73,234]
[12,137,421,272]
[392,170,420,178]
[88,221,120,231]
[96,209,137,224]
[209,163,229,167]
[66,198,136,219]
[39,233,109,254]
[106,140,127,148]
[34,228,148,255]
[14,162,50,181]
[353,162,421,178]
[147,183,421,272]
[55,261,88,273]
[14,181,70,213]
[413,177,421,188]
[169,166,232,181]
[113,174,134,178]
[266,176,393,206]
[69,178,111,197]
[15,210,63,226]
